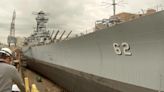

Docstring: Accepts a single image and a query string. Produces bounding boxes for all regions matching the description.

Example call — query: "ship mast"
[112,0,116,16]
[35,11,48,32]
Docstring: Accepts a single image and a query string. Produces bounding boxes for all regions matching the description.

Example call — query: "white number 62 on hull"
[113,42,132,56]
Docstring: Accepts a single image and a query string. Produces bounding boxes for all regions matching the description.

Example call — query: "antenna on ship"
[102,0,127,16]
[101,0,127,25]
[112,0,116,16]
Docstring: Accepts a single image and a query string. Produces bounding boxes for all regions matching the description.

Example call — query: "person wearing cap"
[0,48,25,92]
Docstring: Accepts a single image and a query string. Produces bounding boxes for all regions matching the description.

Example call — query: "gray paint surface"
[26,58,158,92]
[23,11,164,91]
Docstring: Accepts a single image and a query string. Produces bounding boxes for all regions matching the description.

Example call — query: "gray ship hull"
[23,11,164,92]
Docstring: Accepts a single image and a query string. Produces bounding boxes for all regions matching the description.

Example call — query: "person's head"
[0,48,12,64]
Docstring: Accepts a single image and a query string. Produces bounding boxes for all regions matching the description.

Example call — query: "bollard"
[31,84,39,92]
[24,77,30,92]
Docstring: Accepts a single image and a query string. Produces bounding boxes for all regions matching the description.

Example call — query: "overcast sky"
[0,0,163,43]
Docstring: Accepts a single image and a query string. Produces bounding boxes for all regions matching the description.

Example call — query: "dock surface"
[22,67,67,92]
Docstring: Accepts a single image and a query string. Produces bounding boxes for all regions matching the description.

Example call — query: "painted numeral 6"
[113,43,122,55]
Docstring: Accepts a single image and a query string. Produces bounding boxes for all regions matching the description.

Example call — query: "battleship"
[22,5,164,92]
